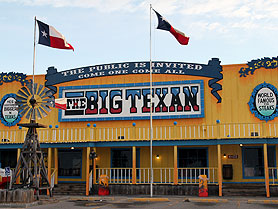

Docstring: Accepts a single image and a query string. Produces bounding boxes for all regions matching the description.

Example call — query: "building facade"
[0,57,278,196]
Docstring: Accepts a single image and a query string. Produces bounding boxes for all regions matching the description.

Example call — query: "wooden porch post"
[263,143,270,197]
[16,148,21,184]
[174,146,178,185]
[54,148,58,184]
[93,148,97,184]
[217,144,222,197]
[132,146,136,184]
[86,147,90,196]
[47,148,52,196]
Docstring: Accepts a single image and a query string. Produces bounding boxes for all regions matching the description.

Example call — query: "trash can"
[198,175,208,197]
[223,164,233,180]
[98,175,109,196]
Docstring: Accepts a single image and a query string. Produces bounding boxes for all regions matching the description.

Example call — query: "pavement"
[44,194,278,205]
[2,194,278,208]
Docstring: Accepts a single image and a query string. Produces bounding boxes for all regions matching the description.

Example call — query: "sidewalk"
[66,194,278,204]
[2,194,278,208]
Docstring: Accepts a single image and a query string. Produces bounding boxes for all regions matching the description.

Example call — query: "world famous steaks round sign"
[249,82,278,122]
[0,93,22,126]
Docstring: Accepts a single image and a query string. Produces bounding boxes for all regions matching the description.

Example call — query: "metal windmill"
[10,82,55,198]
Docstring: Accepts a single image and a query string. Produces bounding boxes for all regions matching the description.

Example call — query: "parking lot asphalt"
[2,195,278,208]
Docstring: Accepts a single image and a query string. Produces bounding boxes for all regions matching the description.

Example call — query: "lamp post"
[89,150,97,194]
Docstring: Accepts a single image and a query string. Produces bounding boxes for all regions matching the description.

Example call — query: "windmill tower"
[10,82,55,199]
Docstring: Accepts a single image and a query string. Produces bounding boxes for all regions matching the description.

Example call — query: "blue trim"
[58,80,205,122]
[58,176,82,179]
[2,138,278,149]
[222,181,266,184]
[58,181,86,183]
[0,144,23,149]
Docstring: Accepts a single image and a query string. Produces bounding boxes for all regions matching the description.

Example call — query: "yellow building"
[0,57,278,196]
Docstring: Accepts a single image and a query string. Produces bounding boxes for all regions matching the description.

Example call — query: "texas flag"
[153,9,189,45]
[37,20,74,51]
[54,98,67,110]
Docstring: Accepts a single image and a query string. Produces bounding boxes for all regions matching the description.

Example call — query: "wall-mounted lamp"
[71,147,74,150]
[240,144,243,147]
[156,155,160,159]
[223,154,227,159]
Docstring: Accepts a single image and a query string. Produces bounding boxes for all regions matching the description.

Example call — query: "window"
[178,148,208,179]
[178,148,207,168]
[111,148,132,168]
[243,146,276,178]
[110,148,140,179]
[58,149,82,177]
[0,149,17,168]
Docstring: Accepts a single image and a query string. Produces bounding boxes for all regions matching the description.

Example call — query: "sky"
[1,0,278,75]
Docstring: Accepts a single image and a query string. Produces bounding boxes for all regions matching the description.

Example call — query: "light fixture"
[156,155,160,159]
[71,147,74,150]
[223,154,227,158]
[240,144,243,147]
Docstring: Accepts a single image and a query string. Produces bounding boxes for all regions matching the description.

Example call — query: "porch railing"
[269,167,278,185]
[178,167,218,184]
[96,167,217,184]
[0,122,277,144]
[50,168,57,188]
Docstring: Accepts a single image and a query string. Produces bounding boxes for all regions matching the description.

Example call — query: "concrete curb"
[247,199,278,204]
[0,201,39,208]
[187,198,228,203]
[128,198,169,202]
[69,197,115,201]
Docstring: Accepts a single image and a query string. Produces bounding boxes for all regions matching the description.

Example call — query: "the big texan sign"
[44,58,223,122]
[45,58,223,103]
[59,80,204,122]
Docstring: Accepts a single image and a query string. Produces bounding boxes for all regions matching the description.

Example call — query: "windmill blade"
[25,108,33,119]
[19,106,30,116]
[41,104,51,112]
[16,101,28,106]
[41,90,54,99]
[37,84,44,96]
[20,87,31,97]
[15,95,28,102]
[18,103,28,111]
[41,98,55,107]
[35,108,42,120]
[41,97,55,103]
[39,87,49,97]
[40,102,54,108]
[17,89,29,99]
[26,83,33,96]
[38,106,48,117]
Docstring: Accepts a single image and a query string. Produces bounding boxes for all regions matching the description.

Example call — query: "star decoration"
[41,30,48,38]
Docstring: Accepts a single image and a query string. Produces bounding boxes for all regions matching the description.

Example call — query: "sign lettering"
[59,80,204,122]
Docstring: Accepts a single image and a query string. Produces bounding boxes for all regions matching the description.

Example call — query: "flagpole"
[149,3,153,198]
[31,16,37,121]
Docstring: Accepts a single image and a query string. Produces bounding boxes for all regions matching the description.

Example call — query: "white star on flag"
[41,30,48,38]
